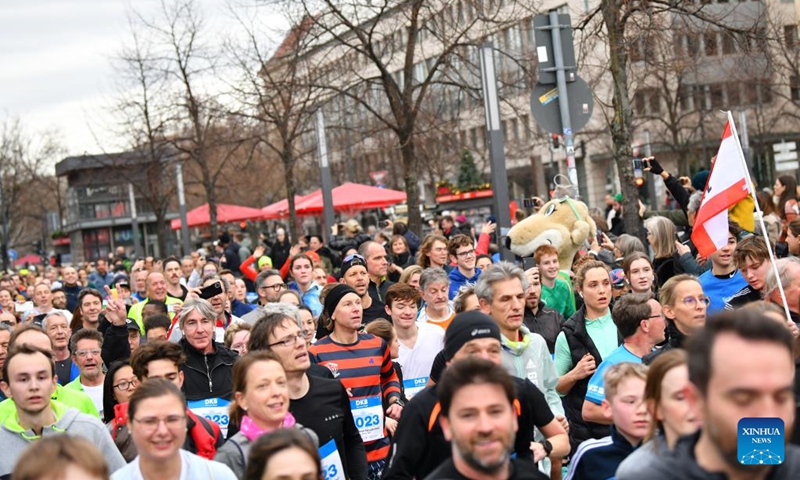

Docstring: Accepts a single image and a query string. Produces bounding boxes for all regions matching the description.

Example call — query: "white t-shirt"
[397,323,444,398]
[82,383,105,417]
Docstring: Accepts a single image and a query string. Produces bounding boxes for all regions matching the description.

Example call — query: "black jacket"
[618,431,800,480]
[561,306,621,453]
[221,242,241,275]
[269,237,292,272]
[382,378,552,480]
[179,338,237,401]
[329,233,372,255]
[643,321,687,365]
[523,303,564,355]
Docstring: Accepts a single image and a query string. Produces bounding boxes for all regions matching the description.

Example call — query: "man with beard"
[623,309,800,480]
[383,312,568,480]
[426,358,549,480]
[60,266,82,312]
[240,269,287,325]
[51,288,68,311]
[340,255,385,326]
[64,329,106,417]
[127,271,182,334]
[43,311,77,386]
[164,257,189,301]
[522,267,564,355]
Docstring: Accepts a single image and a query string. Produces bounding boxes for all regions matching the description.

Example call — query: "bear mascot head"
[506,197,597,268]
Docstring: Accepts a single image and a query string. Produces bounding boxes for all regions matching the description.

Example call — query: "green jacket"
[127,296,183,334]
[0,383,98,424]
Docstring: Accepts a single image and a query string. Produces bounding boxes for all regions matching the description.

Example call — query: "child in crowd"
[565,362,650,480]
[535,245,576,318]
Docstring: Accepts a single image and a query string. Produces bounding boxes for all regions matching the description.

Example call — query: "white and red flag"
[690,116,751,257]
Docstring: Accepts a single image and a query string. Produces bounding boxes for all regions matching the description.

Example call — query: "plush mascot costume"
[506,197,597,269]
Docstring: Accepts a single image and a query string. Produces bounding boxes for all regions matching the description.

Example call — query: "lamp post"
[175,162,191,256]
[316,109,335,241]
[479,42,513,261]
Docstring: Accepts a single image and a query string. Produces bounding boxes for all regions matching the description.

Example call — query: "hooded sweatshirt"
[447,267,481,300]
[0,400,126,477]
[500,325,564,423]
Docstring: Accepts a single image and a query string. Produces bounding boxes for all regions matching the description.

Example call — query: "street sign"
[773,141,798,172]
[530,76,594,135]
[533,14,576,85]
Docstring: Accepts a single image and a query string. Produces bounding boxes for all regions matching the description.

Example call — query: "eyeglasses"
[132,415,186,430]
[268,331,308,348]
[113,378,139,392]
[343,253,366,263]
[645,314,663,320]
[75,349,101,358]
[682,295,710,308]
[260,283,288,292]
[455,249,475,258]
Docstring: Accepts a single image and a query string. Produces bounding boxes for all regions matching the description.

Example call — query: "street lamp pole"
[316,110,336,241]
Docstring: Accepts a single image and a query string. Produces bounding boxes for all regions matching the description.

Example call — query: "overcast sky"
[0,0,285,166]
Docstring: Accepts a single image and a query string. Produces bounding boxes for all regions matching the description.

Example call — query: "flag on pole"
[690,119,751,257]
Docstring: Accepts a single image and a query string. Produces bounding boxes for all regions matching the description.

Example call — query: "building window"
[727,82,741,107]
[704,32,718,56]
[633,87,661,115]
[791,76,800,102]
[722,31,736,54]
[785,25,798,48]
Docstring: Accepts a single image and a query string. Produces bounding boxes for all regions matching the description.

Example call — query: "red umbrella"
[14,254,43,267]
[296,183,406,214]
[171,203,265,230]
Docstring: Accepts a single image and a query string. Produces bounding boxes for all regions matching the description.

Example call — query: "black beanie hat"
[324,283,359,319]
[444,311,501,360]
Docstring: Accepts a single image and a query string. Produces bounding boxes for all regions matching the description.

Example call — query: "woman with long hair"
[616,350,700,476]
[644,217,684,288]
[774,175,799,240]
[104,360,140,462]
[388,235,414,282]
[756,190,782,245]
[214,351,317,479]
[622,252,656,296]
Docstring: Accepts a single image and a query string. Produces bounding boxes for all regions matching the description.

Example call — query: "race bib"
[319,439,345,480]
[187,397,231,437]
[350,396,384,443]
[403,377,428,399]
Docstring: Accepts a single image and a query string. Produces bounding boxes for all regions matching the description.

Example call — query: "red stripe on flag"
[692,222,721,258]
[693,179,749,226]
[721,121,732,141]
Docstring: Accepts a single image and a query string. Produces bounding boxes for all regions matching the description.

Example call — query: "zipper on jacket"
[204,354,213,392]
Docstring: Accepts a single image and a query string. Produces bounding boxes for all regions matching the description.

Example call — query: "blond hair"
[603,362,648,402]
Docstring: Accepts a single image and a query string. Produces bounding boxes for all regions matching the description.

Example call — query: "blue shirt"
[289,281,323,317]
[585,345,642,405]
[698,269,748,314]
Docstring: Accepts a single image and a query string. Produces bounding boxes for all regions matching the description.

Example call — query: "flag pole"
[726,111,792,322]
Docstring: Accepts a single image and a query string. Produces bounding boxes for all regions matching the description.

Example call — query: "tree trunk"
[202,160,219,240]
[283,152,300,244]
[398,132,422,235]
[602,0,643,241]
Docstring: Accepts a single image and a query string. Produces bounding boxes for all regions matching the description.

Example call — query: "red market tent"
[296,183,406,214]
[14,254,43,267]
[170,203,265,230]
[261,194,315,220]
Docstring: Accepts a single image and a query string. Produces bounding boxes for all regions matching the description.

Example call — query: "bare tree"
[137,0,251,239]
[577,0,768,237]
[108,18,178,257]
[0,118,65,268]
[287,0,537,234]
[226,6,320,242]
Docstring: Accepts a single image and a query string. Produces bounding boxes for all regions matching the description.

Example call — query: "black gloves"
[647,157,664,175]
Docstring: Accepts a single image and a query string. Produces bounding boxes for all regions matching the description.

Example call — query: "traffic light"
[551,134,561,149]
[634,176,645,188]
